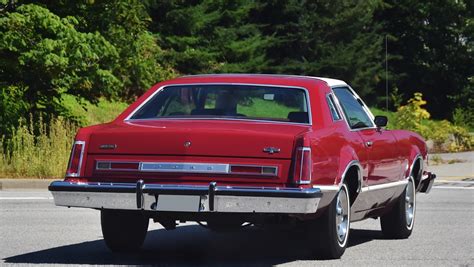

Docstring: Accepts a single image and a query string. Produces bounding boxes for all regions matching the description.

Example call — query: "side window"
[333,87,374,129]
[327,94,342,121]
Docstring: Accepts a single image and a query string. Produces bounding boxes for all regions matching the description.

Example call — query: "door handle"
[365,141,373,147]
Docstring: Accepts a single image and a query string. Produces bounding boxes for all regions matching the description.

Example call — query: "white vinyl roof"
[181,74,348,87]
[310,77,348,87]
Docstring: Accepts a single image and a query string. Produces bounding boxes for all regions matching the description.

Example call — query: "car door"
[332,87,402,187]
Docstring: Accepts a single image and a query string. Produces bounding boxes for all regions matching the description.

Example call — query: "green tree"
[35,0,176,99]
[375,0,473,119]
[253,0,385,102]
[0,4,120,135]
[147,0,270,74]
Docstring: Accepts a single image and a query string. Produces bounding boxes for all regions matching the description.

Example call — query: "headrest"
[287,112,309,123]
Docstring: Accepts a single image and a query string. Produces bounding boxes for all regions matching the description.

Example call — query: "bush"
[452,107,474,132]
[393,93,473,152]
[393,92,430,135]
[0,116,77,178]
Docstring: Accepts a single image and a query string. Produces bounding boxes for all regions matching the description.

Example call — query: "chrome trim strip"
[312,160,363,192]
[66,141,85,177]
[95,161,279,177]
[314,185,340,191]
[124,83,313,126]
[360,180,408,192]
[140,162,230,174]
[339,160,363,192]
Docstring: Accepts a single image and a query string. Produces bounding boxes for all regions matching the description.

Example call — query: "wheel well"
[411,159,422,188]
[343,166,360,206]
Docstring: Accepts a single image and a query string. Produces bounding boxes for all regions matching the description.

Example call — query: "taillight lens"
[293,147,312,184]
[66,141,85,177]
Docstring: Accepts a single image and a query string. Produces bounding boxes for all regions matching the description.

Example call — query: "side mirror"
[374,115,388,128]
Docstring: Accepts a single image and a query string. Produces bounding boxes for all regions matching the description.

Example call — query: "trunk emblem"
[263,147,280,154]
[184,141,192,148]
[99,144,117,150]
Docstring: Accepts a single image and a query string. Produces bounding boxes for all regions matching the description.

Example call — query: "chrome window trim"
[330,86,376,132]
[326,93,343,121]
[124,83,313,126]
[66,141,85,177]
[125,117,310,126]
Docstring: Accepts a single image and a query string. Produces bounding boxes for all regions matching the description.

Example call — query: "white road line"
[435,180,474,184]
[433,186,474,190]
[0,197,53,200]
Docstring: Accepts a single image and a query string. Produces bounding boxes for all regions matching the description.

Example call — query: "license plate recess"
[154,195,201,212]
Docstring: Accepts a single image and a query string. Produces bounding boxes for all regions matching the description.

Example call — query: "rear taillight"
[293,147,312,184]
[66,141,85,177]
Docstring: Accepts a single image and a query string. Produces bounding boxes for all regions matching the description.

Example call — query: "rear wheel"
[380,177,416,239]
[308,183,350,259]
[101,210,149,252]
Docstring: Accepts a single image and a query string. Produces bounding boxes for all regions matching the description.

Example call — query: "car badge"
[184,141,192,148]
[99,144,117,149]
[263,147,280,154]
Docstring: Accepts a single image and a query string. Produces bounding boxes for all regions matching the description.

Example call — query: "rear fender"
[335,146,363,192]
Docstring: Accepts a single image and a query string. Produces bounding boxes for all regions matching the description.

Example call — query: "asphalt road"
[1,185,473,266]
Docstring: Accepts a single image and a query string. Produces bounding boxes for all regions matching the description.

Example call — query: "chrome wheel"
[335,185,350,246]
[405,177,416,229]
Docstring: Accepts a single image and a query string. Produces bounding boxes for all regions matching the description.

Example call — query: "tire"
[101,209,149,252]
[380,176,416,239]
[309,183,351,259]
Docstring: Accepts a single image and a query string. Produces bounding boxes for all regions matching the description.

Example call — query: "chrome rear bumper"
[49,181,325,214]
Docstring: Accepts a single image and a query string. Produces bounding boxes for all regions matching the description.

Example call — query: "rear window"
[129,84,310,124]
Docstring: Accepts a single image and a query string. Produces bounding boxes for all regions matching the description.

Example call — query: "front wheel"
[101,210,149,252]
[380,177,416,239]
[308,183,351,259]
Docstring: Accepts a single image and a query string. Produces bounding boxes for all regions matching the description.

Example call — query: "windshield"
[129,84,310,124]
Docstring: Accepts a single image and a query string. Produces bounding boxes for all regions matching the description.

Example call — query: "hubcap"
[336,186,349,244]
[405,178,415,228]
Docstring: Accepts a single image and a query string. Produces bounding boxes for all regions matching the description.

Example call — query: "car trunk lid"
[87,120,309,159]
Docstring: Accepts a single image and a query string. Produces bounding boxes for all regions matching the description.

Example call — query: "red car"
[49,74,436,259]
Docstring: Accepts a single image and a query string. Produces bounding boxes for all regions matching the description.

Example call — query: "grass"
[62,94,128,126]
[429,155,466,165]
[237,98,299,119]
[0,116,77,178]
[0,97,128,178]
[370,107,396,128]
